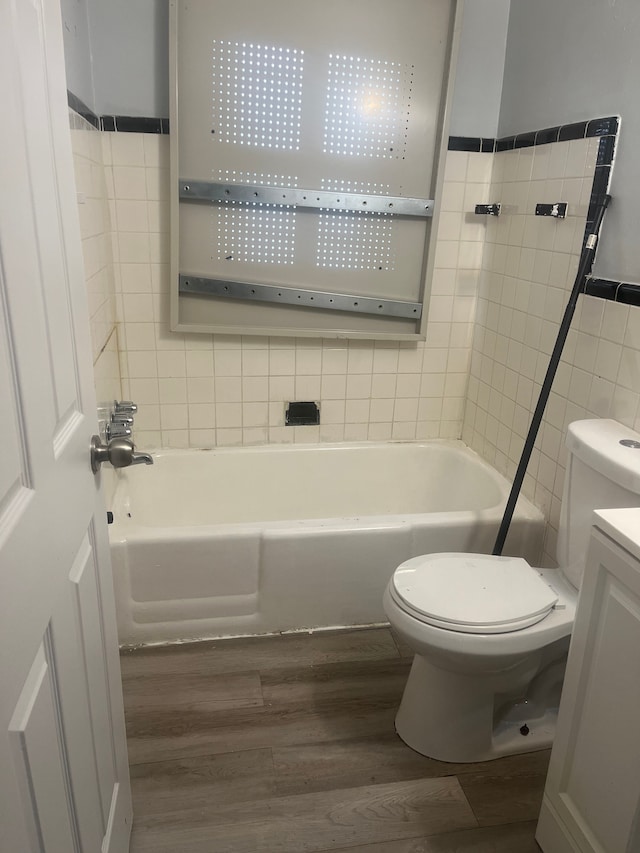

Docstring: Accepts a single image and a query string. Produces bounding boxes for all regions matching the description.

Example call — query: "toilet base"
[394,653,559,763]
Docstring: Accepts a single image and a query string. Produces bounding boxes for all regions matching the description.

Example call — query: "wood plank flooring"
[121,628,547,852]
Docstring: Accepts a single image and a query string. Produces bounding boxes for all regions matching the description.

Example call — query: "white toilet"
[384,419,640,763]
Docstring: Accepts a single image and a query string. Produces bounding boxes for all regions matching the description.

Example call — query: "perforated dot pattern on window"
[211,41,304,150]
[316,180,396,271]
[214,171,298,265]
[323,54,413,158]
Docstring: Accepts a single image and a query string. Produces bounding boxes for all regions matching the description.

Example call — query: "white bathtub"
[108,440,544,645]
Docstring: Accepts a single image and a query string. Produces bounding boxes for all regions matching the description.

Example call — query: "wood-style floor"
[121,628,547,852]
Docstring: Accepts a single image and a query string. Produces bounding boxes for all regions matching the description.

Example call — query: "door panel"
[17,0,81,433]
[0,272,30,507]
[69,530,120,825]
[0,0,132,851]
[9,642,79,853]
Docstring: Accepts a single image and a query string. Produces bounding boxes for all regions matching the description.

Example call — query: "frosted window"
[317,180,396,271]
[211,40,304,150]
[214,171,298,265]
[323,54,414,158]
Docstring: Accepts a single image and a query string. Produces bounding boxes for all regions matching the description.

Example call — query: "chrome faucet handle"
[111,412,134,425]
[114,400,138,415]
[91,436,154,473]
[106,422,132,440]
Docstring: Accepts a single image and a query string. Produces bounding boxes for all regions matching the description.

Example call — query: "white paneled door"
[0,1,132,852]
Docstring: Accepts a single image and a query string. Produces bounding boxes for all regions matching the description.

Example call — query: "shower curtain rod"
[492,194,612,557]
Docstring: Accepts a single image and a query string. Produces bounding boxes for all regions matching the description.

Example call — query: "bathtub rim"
[108,438,543,538]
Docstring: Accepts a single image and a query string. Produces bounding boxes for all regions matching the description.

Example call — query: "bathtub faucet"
[130,448,154,466]
[90,435,154,473]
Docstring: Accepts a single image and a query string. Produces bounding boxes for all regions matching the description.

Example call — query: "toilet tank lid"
[392,553,558,629]
[567,419,640,495]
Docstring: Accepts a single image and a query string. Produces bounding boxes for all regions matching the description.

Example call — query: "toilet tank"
[558,419,640,589]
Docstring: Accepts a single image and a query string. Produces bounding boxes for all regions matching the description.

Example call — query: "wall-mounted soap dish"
[285,401,320,426]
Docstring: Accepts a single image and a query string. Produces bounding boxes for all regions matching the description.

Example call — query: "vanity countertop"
[593,507,640,563]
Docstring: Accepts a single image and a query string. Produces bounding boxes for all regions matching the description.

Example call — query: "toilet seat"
[391,553,559,634]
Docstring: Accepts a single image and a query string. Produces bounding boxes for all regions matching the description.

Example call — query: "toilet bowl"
[384,557,576,761]
[385,419,640,762]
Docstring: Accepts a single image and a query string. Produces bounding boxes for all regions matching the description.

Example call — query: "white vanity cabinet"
[537,508,640,853]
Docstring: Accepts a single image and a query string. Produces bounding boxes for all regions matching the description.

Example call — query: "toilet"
[384,419,640,762]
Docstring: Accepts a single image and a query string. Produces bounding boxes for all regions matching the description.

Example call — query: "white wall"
[64,0,509,136]
[500,0,640,283]
[60,0,95,110]
[449,0,509,138]
[87,0,169,117]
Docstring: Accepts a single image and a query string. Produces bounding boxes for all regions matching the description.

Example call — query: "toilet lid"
[392,553,559,634]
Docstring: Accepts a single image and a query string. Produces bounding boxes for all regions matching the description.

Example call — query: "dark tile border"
[448,136,495,153]
[597,135,616,166]
[495,136,514,152]
[100,115,170,134]
[448,116,619,156]
[514,131,535,149]
[584,278,640,307]
[68,90,169,134]
[587,116,619,137]
[535,126,560,145]
[67,90,99,130]
[558,122,586,142]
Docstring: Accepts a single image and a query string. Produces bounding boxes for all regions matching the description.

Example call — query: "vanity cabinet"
[537,509,640,853]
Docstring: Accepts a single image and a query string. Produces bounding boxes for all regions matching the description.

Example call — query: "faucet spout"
[131,450,154,466]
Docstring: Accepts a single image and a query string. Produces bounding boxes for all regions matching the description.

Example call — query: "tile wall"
[462,136,640,564]
[69,109,122,405]
[71,114,640,567]
[103,132,491,449]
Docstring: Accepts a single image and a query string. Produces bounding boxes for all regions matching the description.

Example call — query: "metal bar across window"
[179,180,434,218]
[179,274,423,319]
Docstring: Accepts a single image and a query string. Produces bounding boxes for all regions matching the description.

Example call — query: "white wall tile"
[115,199,149,232]
[346,374,372,399]
[243,376,269,401]
[157,351,186,378]
[462,136,640,566]
[215,376,242,403]
[296,348,322,374]
[188,404,215,429]
[186,351,214,377]
[242,402,268,427]
[270,350,295,376]
[320,375,347,399]
[190,429,216,448]
[113,166,147,200]
[242,350,269,376]
[216,403,242,428]
[369,398,395,422]
[296,375,321,399]
[108,137,488,448]
[215,350,242,377]
[268,376,295,401]
[321,400,346,424]
[110,132,145,166]
[187,377,215,403]
[158,378,187,405]
[345,399,370,423]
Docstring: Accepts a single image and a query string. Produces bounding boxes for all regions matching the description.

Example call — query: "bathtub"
[108,440,544,645]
